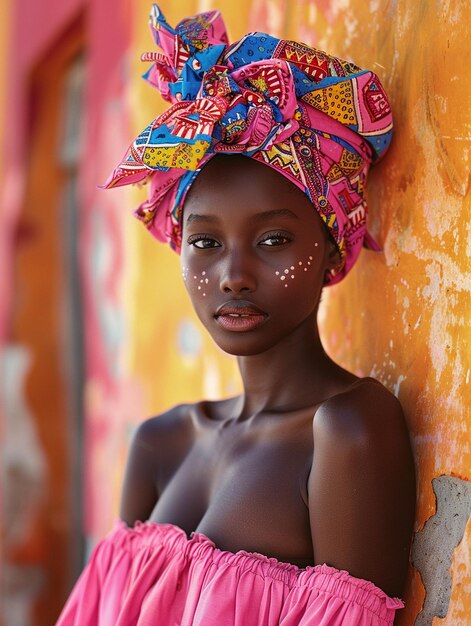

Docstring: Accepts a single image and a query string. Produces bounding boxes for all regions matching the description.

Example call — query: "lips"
[215,300,268,332]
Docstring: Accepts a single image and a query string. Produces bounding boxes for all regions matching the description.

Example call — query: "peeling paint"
[1,346,47,624]
[412,476,471,625]
[2,565,45,626]
[393,374,406,397]
[1,346,46,543]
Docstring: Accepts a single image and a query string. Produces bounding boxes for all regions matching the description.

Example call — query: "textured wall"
[307,2,470,624]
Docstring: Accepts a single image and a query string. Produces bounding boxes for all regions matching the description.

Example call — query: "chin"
[218,345,267,357]
[209,331,280,357]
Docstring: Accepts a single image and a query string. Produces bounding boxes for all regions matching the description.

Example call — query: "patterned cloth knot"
[104,3,394,285]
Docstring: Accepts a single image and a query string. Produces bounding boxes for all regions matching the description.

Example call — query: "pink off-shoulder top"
[56,520,404,625]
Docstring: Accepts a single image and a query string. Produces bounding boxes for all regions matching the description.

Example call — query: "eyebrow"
[185,208,299,225]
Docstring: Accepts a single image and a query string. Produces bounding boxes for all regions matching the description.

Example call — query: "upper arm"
[308,381,416,598]
[119,418,160,526]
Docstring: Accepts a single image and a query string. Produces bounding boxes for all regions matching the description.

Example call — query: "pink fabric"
[56,521,403,626]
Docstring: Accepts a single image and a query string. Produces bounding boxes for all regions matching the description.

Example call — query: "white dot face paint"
[273,248,319,287]
[184,270,209,297]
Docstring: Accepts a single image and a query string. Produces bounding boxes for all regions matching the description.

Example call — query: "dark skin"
[120,154,416,600]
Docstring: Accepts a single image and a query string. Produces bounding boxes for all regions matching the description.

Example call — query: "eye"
[259,232,292,246]
[187,234,221,249]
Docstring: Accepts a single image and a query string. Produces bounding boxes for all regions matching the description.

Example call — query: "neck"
[235,315,341,419]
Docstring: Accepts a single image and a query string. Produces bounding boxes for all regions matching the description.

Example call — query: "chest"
[148,418,315,564]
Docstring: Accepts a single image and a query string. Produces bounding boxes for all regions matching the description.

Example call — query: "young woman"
[57,5,415,625]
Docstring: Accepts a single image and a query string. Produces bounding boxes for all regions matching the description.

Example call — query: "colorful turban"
[104,4,393,285]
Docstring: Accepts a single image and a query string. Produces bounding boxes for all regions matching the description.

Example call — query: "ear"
[325,239,341,271]
[323,240,342,282]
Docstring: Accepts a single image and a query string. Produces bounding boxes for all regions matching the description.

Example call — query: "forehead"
[183,154,312,216]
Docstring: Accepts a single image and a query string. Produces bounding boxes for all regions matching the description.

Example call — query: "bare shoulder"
[131,402,196,448]
[314,376,409,445]
[120,402,197,526]
[309,377,416,597]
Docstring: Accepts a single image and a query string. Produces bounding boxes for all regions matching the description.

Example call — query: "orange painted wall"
[304,2,470,624]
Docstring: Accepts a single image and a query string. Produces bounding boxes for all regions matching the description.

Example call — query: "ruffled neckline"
[111,518,404,610]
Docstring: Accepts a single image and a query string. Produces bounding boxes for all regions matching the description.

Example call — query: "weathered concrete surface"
[412,476,471,625]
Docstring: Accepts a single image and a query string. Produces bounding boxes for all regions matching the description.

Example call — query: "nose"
[219,252,257,294]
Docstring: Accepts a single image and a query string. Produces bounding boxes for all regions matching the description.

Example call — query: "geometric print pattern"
[104,3,393,285]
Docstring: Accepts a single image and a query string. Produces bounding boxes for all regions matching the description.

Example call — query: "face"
[180,155,339,356]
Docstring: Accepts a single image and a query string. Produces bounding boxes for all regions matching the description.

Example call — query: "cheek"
[272,248,321,290]
[181,265,210,298]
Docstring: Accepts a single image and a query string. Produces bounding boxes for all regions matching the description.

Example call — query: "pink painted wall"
[0,0,133,622]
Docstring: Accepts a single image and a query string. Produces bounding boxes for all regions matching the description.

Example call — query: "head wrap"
[104,4,393,285]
